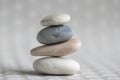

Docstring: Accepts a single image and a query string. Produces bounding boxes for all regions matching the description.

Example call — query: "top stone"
[40,13,71,26]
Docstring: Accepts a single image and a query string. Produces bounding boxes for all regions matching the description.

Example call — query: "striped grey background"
[0,0,120,80]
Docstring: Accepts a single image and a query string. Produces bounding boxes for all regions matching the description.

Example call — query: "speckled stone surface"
[33,57,80,75]
[37,25,73,45]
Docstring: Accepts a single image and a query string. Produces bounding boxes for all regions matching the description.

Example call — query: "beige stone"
[31,38,81,56]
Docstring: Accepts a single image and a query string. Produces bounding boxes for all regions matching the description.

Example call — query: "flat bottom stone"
[33,57,80,75]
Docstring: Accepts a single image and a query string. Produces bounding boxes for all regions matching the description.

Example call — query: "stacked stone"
[31,13,81,75]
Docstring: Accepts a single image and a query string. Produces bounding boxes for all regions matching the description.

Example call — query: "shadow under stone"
[6,69,72,76]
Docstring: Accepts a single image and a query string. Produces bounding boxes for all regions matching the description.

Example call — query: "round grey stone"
[37,25,73,44]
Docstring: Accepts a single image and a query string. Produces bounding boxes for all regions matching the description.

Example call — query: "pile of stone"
[31,13,81,75]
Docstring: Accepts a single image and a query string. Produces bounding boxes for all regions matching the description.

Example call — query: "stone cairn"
[31,13,81,75]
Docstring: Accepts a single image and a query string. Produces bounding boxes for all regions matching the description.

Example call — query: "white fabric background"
[0,0,120,80]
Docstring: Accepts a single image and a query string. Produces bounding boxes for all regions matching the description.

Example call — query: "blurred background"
[0,0,120,79]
